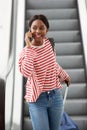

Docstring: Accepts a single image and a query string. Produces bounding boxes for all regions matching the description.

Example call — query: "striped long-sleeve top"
[18,38,69,102]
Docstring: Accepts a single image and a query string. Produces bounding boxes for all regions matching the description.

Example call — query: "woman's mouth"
[35,34,42,38]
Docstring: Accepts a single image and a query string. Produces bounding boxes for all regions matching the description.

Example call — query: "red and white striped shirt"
[18,38,69,102]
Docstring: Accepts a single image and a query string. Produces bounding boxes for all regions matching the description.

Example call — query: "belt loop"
[53,89,56,94]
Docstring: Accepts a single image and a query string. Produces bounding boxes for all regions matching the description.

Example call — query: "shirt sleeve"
[56,63,69,82]
[18,46,35,78]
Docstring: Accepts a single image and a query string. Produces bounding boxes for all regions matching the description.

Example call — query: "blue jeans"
[29,88,63,130]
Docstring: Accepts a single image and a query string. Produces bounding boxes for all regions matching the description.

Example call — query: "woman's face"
[30,19,48,44]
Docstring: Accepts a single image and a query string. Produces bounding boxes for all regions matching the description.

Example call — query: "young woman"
[18,14,70,130]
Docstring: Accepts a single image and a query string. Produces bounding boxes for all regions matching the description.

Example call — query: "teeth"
[36,34,41,38]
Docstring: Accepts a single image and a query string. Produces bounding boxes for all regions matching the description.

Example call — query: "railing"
[5,0,18,130]
[0,0,12,79]
[0,1,14,130]
[9,0,26,129]
[85,0,87,9]
[5,0,25,130]
[77,0,87,79]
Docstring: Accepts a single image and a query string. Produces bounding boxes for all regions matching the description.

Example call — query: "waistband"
[45,88,60,95]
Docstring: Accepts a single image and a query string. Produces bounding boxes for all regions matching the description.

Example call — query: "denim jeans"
[29,88,63,130]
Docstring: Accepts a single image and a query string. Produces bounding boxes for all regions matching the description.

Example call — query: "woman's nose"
[36,29,41,33]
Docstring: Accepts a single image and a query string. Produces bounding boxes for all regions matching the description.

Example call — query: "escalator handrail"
[5,0,18,130]
[1,0,17,81]
[9,0,26,130]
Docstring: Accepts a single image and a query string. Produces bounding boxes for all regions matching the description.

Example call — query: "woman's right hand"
[64,76,71,87]
[25,31,32,47]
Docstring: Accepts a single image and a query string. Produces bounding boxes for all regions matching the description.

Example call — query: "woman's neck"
[32,39,44,46]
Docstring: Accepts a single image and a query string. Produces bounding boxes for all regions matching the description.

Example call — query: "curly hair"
[29,14,49,29]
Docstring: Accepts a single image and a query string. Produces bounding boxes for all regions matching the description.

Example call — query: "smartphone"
[28,30,33,42]
[28,36,33,42]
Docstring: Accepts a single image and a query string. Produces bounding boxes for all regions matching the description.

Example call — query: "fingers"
[25,37,32,47]
[25,31,32,47]
[65,80,70,87]
[65,76,71,86]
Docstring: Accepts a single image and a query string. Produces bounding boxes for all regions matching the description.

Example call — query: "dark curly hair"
[29,14,49,29]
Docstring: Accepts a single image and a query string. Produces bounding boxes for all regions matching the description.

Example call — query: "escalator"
[0,1,13,130]
[4,0,87,130]
[23,0,87,130]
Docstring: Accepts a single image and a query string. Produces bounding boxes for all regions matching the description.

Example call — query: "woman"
[18,14,70,130]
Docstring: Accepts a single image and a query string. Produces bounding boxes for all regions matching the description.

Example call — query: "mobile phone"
[28,36,33,42]
[28,30,33,41]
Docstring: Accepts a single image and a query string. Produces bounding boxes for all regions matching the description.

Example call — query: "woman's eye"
[32,26,45,31]
[33,27,37,30]
[40,26,45,30]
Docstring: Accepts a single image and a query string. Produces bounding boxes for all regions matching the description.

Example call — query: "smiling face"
[30,19,48,46]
